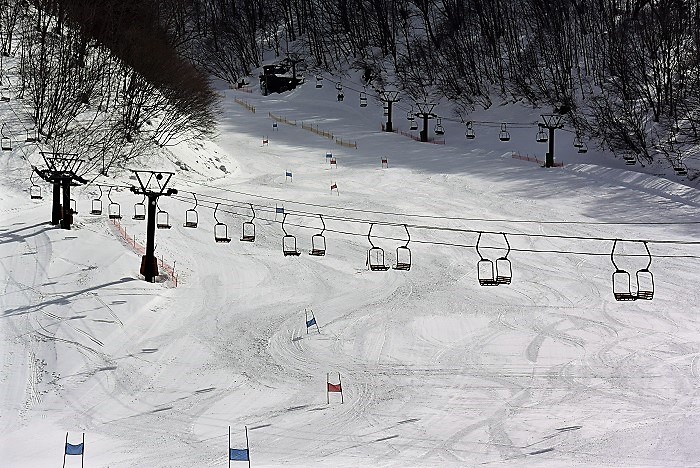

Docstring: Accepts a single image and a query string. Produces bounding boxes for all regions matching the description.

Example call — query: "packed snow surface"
[2,76,700,467]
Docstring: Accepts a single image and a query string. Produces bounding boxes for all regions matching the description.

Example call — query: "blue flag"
[65,442,84,455]
[230,448,249,461]
[286,171,292,177]
[276,206,284,214]
[306,317,316,328]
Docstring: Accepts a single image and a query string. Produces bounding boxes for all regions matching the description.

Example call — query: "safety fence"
[299,120,357,149]
[335,138,357,149]
[301,121,334,140]
[234,98,256,113]
[110,219,179,287]
[269,112,296,126]
[511,152,564,168]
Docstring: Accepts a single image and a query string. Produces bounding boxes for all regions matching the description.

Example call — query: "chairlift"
[498,123,510,142]
[156,205,171,229]
[610,239,637,301]
[133,195,146,220]
[107,187,122,219]
[393,224,411,271]
[536,126,548,143]
[359,91,367,107]
[572,135,583,148]
[241,203,256,242]
[407,107,414,121]
[1,123,11,151]
[623,154,636,165]
[183,193,198,227]
[213,203,231,243]
[282,213,301,256]
[476,232,512,286]
[316,76,323,88]
[337,91,344,102]
[309,214,326,256]
[410,117,418,131]
[383,104,389,117]
[366,223,389,271]
[577,142,588,153]
[465,121,475,140]
[90,185,103,215]
[434,117,445,136]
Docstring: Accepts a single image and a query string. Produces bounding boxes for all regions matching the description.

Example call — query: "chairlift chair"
[30,184,42,200]
[623,154,636,165]
[536,126,548,143]
[133,196,146,220]
[393,224,411,271]
[476,232,512,286]
[213,203,231,243]
[409,118,418,131]
[572,135,583,148]
[316,76,323,88]
[636,242,654,300]
[577,142,588,153]
[107,187,122,219]
[282,213,301,256]
[26,128,38,143]
[359,91,367,107]
[673,158,688,176]
[309,215,326,256]
[1,123,11,151]
[108,202,122,219]
[156,207,171,229]
[90,185,103,215]
[611,240,637,301]
[183,193,198,227]
[29,172,42,200]
[367,223,389,271]
[465,121,475,140]
[70,198,77,215]
[383,105,389,117]
[434,117,445,136]
[495,255,512,284]
[241,203,256,242]
[336,82,344,101]
[498,123,510,142]
[477,257,499,286]
[407,107,414,121]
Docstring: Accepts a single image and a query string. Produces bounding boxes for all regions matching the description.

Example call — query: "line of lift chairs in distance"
[28,185,654,299]
[31,189,653,301]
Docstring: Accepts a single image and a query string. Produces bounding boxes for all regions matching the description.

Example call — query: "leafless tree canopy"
[3,0,699,168]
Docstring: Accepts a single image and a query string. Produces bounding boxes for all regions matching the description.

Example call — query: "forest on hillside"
[1,0,699,171]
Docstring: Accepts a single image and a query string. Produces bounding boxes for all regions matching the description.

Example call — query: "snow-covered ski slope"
[2,75,700,467]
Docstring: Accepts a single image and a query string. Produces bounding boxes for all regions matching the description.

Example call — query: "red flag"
[327,382,342,393]
[330,183,337,190]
